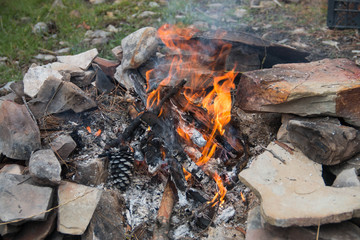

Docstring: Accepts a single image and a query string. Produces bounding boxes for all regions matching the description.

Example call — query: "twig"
[0,188,95,226]
[17,176,31,185]
[152,179,177,240]
[316,220,321,240]
[261,146,286,164]
[22,96,37,123]
[274,140,294,155]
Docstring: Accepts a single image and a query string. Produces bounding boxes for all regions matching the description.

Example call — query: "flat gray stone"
[28,78,97,118]
[245,206,360,240]
[120,27,158,70]
[0,100,41,160]
[29,149,62,186]
[57,48,98,70]
[239,142,360,227]
[57,181,102,235]
[0,173,53,222]
[332,168,360,188]
[23,63,63,98]
[49,134,76,160]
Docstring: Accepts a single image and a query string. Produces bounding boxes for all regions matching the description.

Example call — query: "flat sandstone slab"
[239,142,360,227]
[237,58,360,126]
[57,181,102,235]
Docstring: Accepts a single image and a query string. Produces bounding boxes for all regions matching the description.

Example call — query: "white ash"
[123,175,164,229]
[177,191,189,207]
[172,224,194,240]
[214,206,235,224]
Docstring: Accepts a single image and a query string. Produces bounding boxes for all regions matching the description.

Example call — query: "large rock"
[0,100,41,160]
[82,190,125,240]
[0,173,53,222]
[57,48,98,70]
[29,149,62,186]
[245,206,360,240]
[28,78,97,118]
[239,142,360,227]
[287,118,360,165]
[120,27,158,70]
[23,64,63,98]
[57,181,102,235]
[237,58,360,127]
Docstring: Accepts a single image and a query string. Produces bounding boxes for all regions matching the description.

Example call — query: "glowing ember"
[86,126,92,133]
[94,129,102,137]
[209,172,227,207]
[240,192,246,203]
[183,167,192,181]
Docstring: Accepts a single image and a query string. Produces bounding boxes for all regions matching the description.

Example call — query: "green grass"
[0,0,165,83]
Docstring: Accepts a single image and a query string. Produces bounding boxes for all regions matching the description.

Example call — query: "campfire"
[1,22,360,240]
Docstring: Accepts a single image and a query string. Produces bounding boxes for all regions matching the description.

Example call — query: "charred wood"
[152,179,177,240]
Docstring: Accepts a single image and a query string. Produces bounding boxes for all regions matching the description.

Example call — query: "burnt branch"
[152,179,177,240]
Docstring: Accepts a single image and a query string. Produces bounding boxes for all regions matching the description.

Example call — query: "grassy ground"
[0,0,165,83]
[0,0,357,84]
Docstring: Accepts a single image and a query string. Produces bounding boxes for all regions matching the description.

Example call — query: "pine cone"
[107,147,134,191]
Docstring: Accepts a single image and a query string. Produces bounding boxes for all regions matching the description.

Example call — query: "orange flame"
[176,126,192,144]
[240,192,246,203]
[94,129,102,137]
[209,172,227,207]
[183,167,192,181]
[147,24,237,205]
[86,126,92,133]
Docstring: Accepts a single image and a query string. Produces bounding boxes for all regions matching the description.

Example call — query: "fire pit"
[0,22,360,240]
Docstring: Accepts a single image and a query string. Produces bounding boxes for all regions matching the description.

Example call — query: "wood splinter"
[152,179,178,240]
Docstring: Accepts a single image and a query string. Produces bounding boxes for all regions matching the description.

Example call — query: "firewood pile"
[0,24,359,239]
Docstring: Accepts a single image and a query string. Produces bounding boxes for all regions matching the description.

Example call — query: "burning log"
[152,179,177,240]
